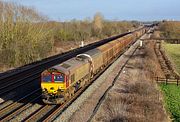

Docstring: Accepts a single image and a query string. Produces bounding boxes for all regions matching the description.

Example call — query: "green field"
[163,43,180,73]
[160,84,180,122]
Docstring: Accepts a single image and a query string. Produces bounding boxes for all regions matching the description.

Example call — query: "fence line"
[155,76,179,86]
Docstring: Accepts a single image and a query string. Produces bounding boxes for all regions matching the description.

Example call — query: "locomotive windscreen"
[42,74,51,82]
[42,72,65,83]
[54,74,64,83]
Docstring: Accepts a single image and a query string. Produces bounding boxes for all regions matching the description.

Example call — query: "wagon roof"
[123,34,133,39]
[97,42,112,51]
[84,48,101,57]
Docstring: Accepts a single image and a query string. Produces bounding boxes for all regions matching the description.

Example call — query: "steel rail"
[0,96,41,122]
[0,89,40,120]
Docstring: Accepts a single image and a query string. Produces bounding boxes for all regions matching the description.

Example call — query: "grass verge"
[160,83,180,122]
[163,43,180,73]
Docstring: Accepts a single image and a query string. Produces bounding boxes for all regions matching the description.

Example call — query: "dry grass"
[93,82,166,122]
[163,43,180,74]
[92,40,168,122]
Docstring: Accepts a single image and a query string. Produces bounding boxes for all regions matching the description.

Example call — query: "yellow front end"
[41,82,66,94]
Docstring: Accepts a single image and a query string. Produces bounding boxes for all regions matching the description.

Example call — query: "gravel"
[9,103,43,122]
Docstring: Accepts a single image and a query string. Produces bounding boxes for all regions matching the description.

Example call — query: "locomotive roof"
[50,49,101,75]
[52,57,88,74]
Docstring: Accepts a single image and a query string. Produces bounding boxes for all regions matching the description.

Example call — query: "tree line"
[0,1,140,72]
[159,21,180,39]
[52,13,139,42]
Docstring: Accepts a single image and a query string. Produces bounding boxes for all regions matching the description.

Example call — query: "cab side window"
[71,74,75,83]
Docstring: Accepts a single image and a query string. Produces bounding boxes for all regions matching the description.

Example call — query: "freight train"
[41,27,147,104]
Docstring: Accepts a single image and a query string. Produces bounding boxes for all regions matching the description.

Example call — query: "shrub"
[159,21,180,39]
[0,1,53,68]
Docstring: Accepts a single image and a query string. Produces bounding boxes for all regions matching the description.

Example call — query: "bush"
[52,19,139,43]
[0,1,53,68]
[159,21,180,38]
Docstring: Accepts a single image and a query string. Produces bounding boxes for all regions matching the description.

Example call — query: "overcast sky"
[5,0,180,21]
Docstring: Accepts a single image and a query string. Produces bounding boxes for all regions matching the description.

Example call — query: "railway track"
[21,56,122,121]
[21,55,123,121]
[23,105,56,121]
[18,34,144,122]
[0,39,137,122]
[0,74,39,97]
[0,32,131,112]
[0,31,131,103]
[0,28,147,121]
[0,75,40,109]
[0,89,41,121]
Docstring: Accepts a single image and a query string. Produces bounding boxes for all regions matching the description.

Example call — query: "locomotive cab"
[40,57,90,104]
[41,69,69,95]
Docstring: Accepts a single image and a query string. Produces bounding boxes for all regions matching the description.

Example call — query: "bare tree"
[92,12,104,35]
[0,1,53,70]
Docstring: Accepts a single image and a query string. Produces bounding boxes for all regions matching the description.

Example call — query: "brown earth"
[68,37,169,122]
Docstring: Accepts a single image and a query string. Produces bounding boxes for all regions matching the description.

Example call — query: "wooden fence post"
[177,77,179,86]
[165,77,168,85]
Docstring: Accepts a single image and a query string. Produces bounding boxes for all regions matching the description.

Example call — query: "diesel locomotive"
[41,28,147,104]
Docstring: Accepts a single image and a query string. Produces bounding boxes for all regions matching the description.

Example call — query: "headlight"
[44,88,48,91]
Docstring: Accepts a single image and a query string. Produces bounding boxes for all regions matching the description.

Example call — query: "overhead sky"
[5,0,180,21]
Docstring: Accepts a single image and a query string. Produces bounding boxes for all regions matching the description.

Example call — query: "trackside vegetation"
[0,1,53,70]
[160,84,180,122]
[159,21,180,39]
